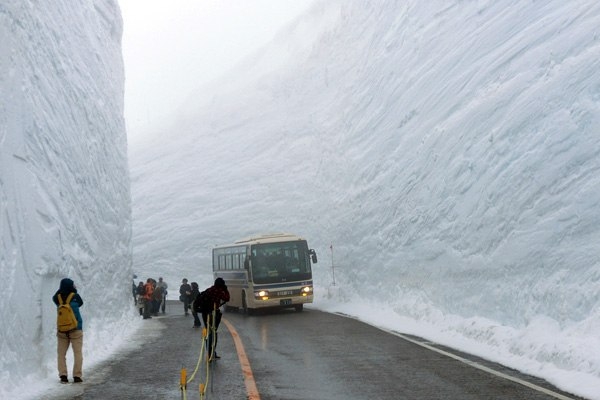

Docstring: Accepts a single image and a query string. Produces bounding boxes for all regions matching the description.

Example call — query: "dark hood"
[59,278,76,294]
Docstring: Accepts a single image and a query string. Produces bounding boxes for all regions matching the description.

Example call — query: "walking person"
[52,278,84,384]
[199,278,230,359]
[143,278,154,319]
[190,282,201,328]
[156,276,168,313]
[136,281,145,316]
[179,278,192,316]
[152,284,162,316]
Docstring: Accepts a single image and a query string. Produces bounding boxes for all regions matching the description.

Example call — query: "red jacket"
[206,285,230,310]
[144,282,154,300]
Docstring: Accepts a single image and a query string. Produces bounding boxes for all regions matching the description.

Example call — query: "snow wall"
[0,1,134,397]
[129,1,600,398]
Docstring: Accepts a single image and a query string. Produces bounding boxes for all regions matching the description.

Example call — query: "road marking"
[385,328,576,399]
[335,312,576,399]
[223,318,261,400]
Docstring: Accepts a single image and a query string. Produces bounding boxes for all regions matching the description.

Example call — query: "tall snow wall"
[0,1,132,397]
[130,1,600,397]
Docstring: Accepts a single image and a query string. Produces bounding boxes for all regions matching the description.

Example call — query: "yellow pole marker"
[180,367,187,388]
[199,383,205,395]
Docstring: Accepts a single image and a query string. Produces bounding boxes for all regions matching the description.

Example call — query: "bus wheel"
[295,304,303,312]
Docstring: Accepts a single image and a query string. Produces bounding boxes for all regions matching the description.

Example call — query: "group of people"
[137,276,230,358]
[179,278,229,319]
[134,276,168,319]
[52,274,229,385]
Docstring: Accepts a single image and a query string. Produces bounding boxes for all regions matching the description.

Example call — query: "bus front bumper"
[253,295,313,309]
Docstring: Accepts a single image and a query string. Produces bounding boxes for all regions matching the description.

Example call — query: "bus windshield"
[250,241,312,284]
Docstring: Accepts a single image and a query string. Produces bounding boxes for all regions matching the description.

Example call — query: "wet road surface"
[228,308,583,400]
[44,301,584,400]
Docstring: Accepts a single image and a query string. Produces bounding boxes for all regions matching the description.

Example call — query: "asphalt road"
[45,300,585,400]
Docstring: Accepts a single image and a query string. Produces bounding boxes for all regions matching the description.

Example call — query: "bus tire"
[295,304,303,312]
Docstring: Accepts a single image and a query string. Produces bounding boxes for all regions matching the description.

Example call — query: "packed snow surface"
[130,1,600,398]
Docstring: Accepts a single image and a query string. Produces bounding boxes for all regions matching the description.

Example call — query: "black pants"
[143,299,152,319]
[192,309,201,327]
[201,310,222,329]
[183,297,190,314]
[202,311,222,355]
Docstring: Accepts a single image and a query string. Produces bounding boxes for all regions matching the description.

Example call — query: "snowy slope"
[130,1,600,397]
[0,1,135,398]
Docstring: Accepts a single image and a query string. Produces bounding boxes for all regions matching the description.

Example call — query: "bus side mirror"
[310,249,317,264]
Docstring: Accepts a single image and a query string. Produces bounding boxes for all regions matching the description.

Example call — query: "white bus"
[212,233,317,313]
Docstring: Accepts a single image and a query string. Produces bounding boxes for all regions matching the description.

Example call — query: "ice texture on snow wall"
[0,0,131,396]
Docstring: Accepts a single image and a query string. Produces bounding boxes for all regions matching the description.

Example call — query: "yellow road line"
[223,318,261,400]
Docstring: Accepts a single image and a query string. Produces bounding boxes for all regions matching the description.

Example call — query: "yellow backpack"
[57,293,78,332]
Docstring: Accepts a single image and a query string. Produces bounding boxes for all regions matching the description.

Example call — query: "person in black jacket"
[179,278,192,316]
[190,282,201,328]
[196,278,230,359]
[136,281,145,316]
[52,278,84,384]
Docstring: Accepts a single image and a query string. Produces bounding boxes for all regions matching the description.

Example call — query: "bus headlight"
[301,286,313,296]
[255,290,269,299]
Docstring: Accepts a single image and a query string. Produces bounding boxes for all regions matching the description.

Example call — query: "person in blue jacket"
[52,278,84,384]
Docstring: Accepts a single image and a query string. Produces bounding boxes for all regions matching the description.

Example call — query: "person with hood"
[179,278,192,316]
[198,277,230,359]
[52,278,84,384]
[190,282,201,328]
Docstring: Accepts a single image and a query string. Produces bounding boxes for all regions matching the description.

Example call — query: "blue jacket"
[52,278,84,331]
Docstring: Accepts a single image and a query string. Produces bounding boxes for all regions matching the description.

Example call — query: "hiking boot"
[60,375,68,384]
[73,377,83,383]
